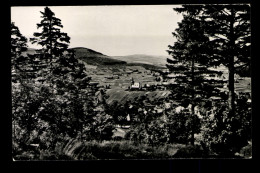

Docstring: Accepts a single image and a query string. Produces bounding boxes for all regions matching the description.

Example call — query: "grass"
[235,77,251,93]
[60,139,187,160]
[13,138,249,160]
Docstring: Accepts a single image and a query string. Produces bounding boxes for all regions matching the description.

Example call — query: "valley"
[24,47,251,106]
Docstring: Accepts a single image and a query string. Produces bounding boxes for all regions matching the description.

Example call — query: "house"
[143,84,154,91]
[130,78,142,90]
[89,81,99,86]
[161,68,170,73]
[130,82,141,90]
[114,72,122,76]
[175,106,185,113]
[155,108,164,114]
[146,71,152,75]
[162,82,170,86]
[167,73,176,78]
[164,102,171,109]
[154,72,160,77]
[113,74,119,79]
[126,70,133,74]
[106,76,114,79]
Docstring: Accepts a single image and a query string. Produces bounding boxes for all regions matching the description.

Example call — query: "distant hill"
[111,54,168,67]
[127,63,166,71]
[21,47,168,70]
[72,47,108,58]
[20,47,126,66]
[72,47,126,66]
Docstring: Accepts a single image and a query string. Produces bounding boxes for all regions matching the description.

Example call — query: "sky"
[11,5,183,56]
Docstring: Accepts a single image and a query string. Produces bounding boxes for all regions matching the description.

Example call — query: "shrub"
[238,141,252,158]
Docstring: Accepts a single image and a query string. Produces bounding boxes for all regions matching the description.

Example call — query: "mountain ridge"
[111,54,168,67]
[22,47,168,68]
[71,47,126,66]
[71,47,108,57]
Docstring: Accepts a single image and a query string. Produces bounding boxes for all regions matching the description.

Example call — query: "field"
[235,77,251,93]
[83,62,171,105]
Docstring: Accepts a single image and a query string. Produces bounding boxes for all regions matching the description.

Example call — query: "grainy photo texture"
[11,5,251,160]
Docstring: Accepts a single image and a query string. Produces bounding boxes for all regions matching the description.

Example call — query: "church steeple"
[131,77,134,85]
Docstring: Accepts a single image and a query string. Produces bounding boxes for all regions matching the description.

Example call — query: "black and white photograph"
[11,4,252,160]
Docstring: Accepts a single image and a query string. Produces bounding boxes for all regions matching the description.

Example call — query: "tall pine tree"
[170,4,251,116]
[29,7,110,142]
[202,4,250,116]
[30,7,70,58]
[167,6,222,145]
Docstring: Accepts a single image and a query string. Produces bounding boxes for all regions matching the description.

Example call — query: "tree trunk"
[228,8,236,117]
[228,57,235,116]
[190,57,195,146]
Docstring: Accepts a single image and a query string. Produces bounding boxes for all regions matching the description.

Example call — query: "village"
[85,62,251,103]
[82,61,251,138]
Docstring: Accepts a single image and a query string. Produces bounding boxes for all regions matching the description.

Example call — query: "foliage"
[27,6,101,141]
[88,113,115,141]
[12,7,114,160]
[126,116,170,146]
[105,101,129,125]
[199,95,251,157]
[110,96,169,145]
[166,109,201,144]
[124,96,201,146]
